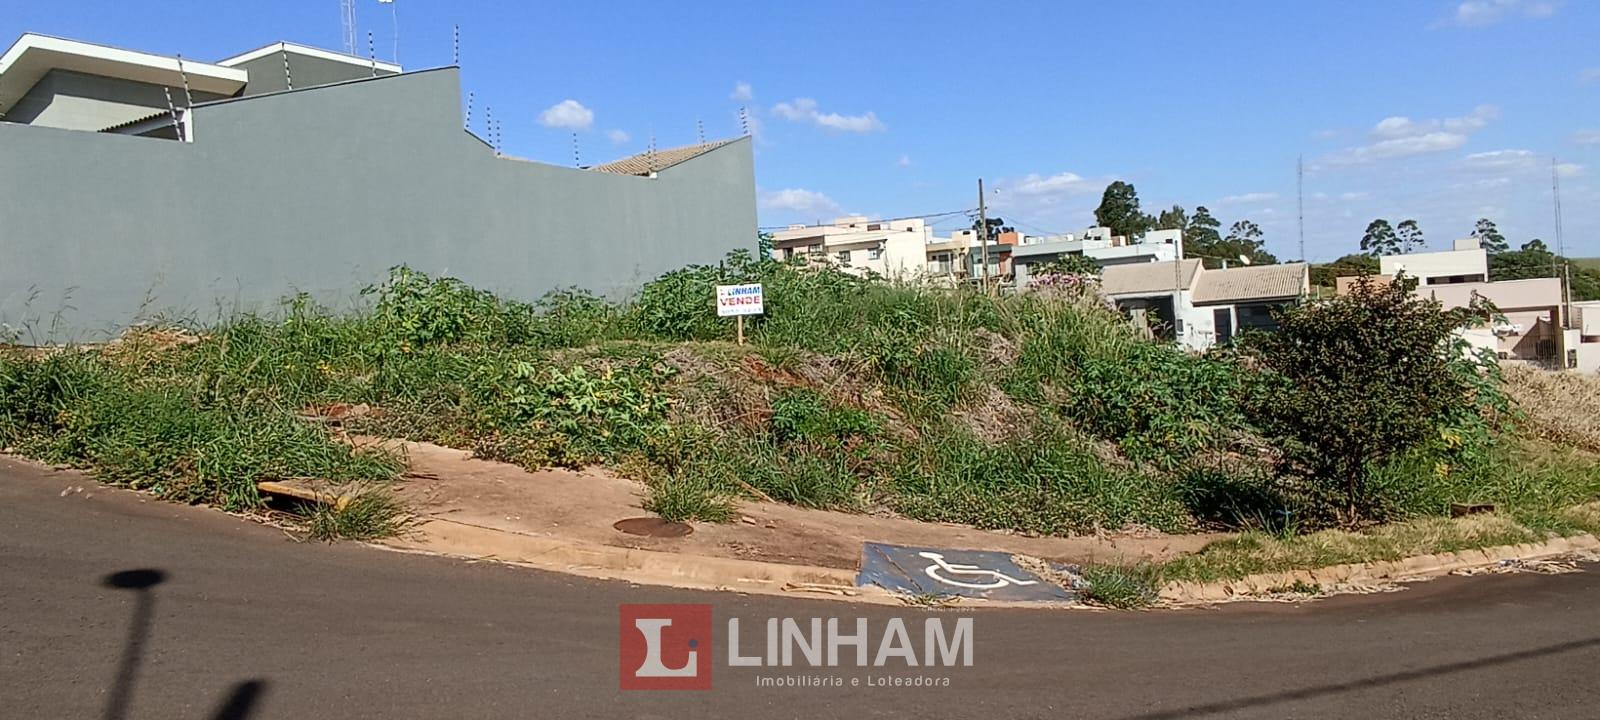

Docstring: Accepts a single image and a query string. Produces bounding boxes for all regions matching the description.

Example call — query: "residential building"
[1573,301,1600,374]
[1343,239,1575,367]
[1012,227,1180,286]
[1378,238,1488,285]
[0,33,756,340]
[1100,260,1310,350]
[769,216,931,278]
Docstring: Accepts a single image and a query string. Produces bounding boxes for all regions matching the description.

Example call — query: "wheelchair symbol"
[917,551,1039,590]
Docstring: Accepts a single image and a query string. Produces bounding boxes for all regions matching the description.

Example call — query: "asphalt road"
[4,456,1599,720]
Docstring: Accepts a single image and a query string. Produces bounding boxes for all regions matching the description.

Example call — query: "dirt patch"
[385,440,1223,571]
[661,344,915,440]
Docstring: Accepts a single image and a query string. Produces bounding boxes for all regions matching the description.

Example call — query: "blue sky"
[5,0,1596,260]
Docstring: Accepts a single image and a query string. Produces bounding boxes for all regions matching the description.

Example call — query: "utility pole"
[977,178,990,294]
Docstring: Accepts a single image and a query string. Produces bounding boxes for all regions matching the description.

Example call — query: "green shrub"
[769,388,879,444]
[1241,275,1494,524]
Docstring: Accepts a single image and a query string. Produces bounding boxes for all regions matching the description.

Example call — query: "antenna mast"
[340,0,358,56]
[1554,157,1571,330]
[1297,155,1305,262]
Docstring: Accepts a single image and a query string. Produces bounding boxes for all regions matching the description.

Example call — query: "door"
[1213,307,1234,346]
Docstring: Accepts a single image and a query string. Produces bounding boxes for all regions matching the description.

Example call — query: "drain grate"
[613,517,693,538]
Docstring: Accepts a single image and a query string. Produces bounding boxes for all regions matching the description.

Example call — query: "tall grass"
[2,254,1595,544]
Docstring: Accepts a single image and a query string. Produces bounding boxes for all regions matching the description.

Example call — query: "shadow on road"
[102,569,165,720]
[207,680,268,720]
[1120,636,1600,719]
[101,569,269,720]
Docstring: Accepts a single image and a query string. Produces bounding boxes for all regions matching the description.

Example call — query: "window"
[782,247,794,259]
[868,248,884,260]
[836,251,851,265]
[1425,274,1487,285]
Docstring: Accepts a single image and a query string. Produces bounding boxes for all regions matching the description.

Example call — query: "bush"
[769,388,879,444]
[1241,275,1490,524]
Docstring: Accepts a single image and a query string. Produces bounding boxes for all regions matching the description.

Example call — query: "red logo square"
[619,604,713,690]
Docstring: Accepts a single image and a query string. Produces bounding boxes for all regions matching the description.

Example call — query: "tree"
[1214,220,1279,267]
[1034,253,1100,277]
[1310,253,1380,288]
[1242,276,1483,524]
[1396,219,1424,254]
[1155,205,1188,231]
[1471,218,1508,254]
[1094,181,1154,240]
[970,216,1014,244]
[1184,205,1224,263]
[1360,219,1399,256]
[1521,238,1548,253]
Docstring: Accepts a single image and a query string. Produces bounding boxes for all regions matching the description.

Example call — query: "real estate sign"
[715,283,764,317]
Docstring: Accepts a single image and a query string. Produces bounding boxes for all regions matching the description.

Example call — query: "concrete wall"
[232,51,398,95]
[0,68,756,341]
[1381,248,1488,282]
[8,69,228,130]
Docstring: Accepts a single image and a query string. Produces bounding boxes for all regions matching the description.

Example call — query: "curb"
[375,518,908,605]
[1159,533,1600,604]
[377,518,1086,609]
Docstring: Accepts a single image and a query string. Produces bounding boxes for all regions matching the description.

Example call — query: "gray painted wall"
[0,68,757,341]
[7,69,228,130]
[233,51,397,95]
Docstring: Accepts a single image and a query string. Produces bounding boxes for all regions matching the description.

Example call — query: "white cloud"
[1219,192,1278,204]
[1444,0,1560,27]
[1006,172,1099,199]
[1462,148,1537,171]
[731,81,753,102]
[1339,191,1370,201]
[606,129,630,145]
[1323,106,1498,164]
[987,171,1111,221]
[759,188,839,214]
[1575,129,1600,146]
[1582,68,1600,85]
[1460,149,1582,178]
[538,99,594,131]
[896,154,911,168]
[771,98,885,133]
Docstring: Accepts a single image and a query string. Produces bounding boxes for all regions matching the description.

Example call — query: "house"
[0,33,756,340]
[769,216,932,278]
[1012,227,1180,286]
[1340,238,1572,367]
[1573,301,1600,374]
[1100,260,1310,350]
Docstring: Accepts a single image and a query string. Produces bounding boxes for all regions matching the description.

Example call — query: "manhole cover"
[613,517,693,537]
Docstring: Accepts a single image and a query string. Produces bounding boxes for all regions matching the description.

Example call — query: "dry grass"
[1503,365,1600,452]
[1160,513,1546,583]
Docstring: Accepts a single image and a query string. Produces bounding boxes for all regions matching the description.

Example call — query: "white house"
[769,216,932,278]
[1099,260,1310,350]
[1361,238,1575,367]
[1012,227,1180,286]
